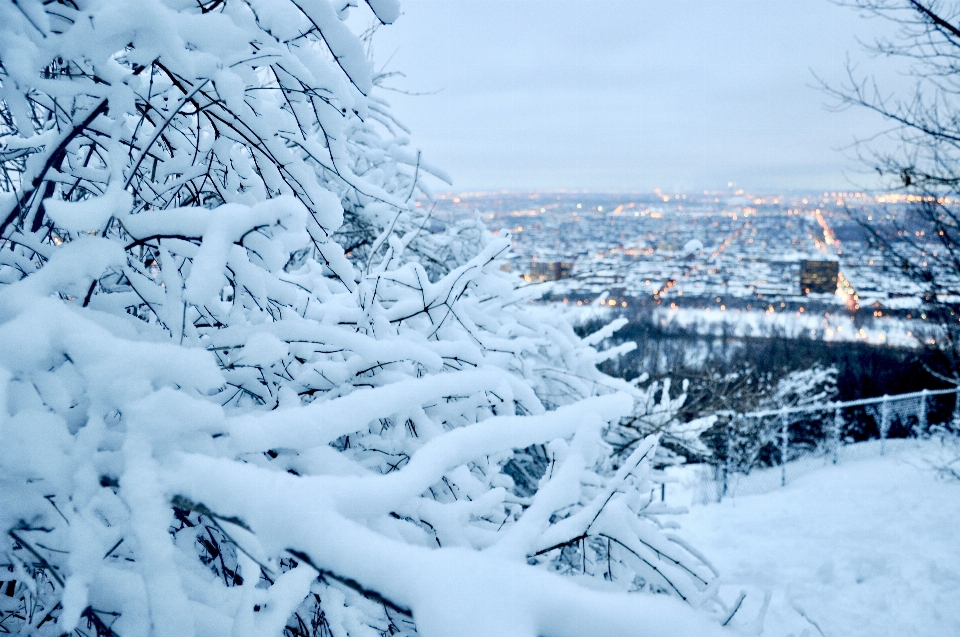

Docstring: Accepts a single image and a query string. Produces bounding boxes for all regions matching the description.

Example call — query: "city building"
[800,260,839,295]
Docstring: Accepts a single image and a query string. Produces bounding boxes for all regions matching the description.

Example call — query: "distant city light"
[432,190,934,348]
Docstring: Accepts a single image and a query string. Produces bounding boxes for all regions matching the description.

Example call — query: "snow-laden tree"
[0,2,727,636]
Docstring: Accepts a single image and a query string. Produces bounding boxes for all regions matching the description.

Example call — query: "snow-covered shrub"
[0,1,724,636]
[715,364,839,473]
[760,364,838,412]
[603,375,717,466]
[573,316,717,463]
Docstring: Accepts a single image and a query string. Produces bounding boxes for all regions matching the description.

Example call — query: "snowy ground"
[566,303,925,348]
[654,306,922,348]
[670,440,960,636]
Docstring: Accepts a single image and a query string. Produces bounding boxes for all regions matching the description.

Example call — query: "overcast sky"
[366,1,910,193]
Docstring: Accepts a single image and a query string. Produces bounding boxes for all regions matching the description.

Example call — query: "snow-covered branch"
[0,1,725,635]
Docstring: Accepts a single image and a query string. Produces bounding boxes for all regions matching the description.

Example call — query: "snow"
[653,306,923,348]
[294,0,374,94]
[44,184,133,234]
[674,440,960,636]
[167,451,726,637]
[365,0,401,24]
[684,239,704,255]
[572,302,925,349]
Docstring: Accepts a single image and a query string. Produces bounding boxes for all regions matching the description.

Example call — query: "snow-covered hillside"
[675,440,960,636]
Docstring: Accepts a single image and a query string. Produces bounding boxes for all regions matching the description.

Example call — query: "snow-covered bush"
[604,375,717,464]
[0,2,725,636]
[759,364,838,412]
[572,316,717,463]
[715,364,839,473]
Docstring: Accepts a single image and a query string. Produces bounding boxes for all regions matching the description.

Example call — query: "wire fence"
[693,387,960,503]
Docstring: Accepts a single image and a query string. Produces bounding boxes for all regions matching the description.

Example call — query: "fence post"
[721,415,732,501]
[952,388,960,433]
[880,395,891,455]
[917,389,928,436]
[780,408,789,487]
[832,404,842,465]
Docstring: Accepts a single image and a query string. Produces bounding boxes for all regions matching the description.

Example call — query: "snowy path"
[677,442,960,636]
